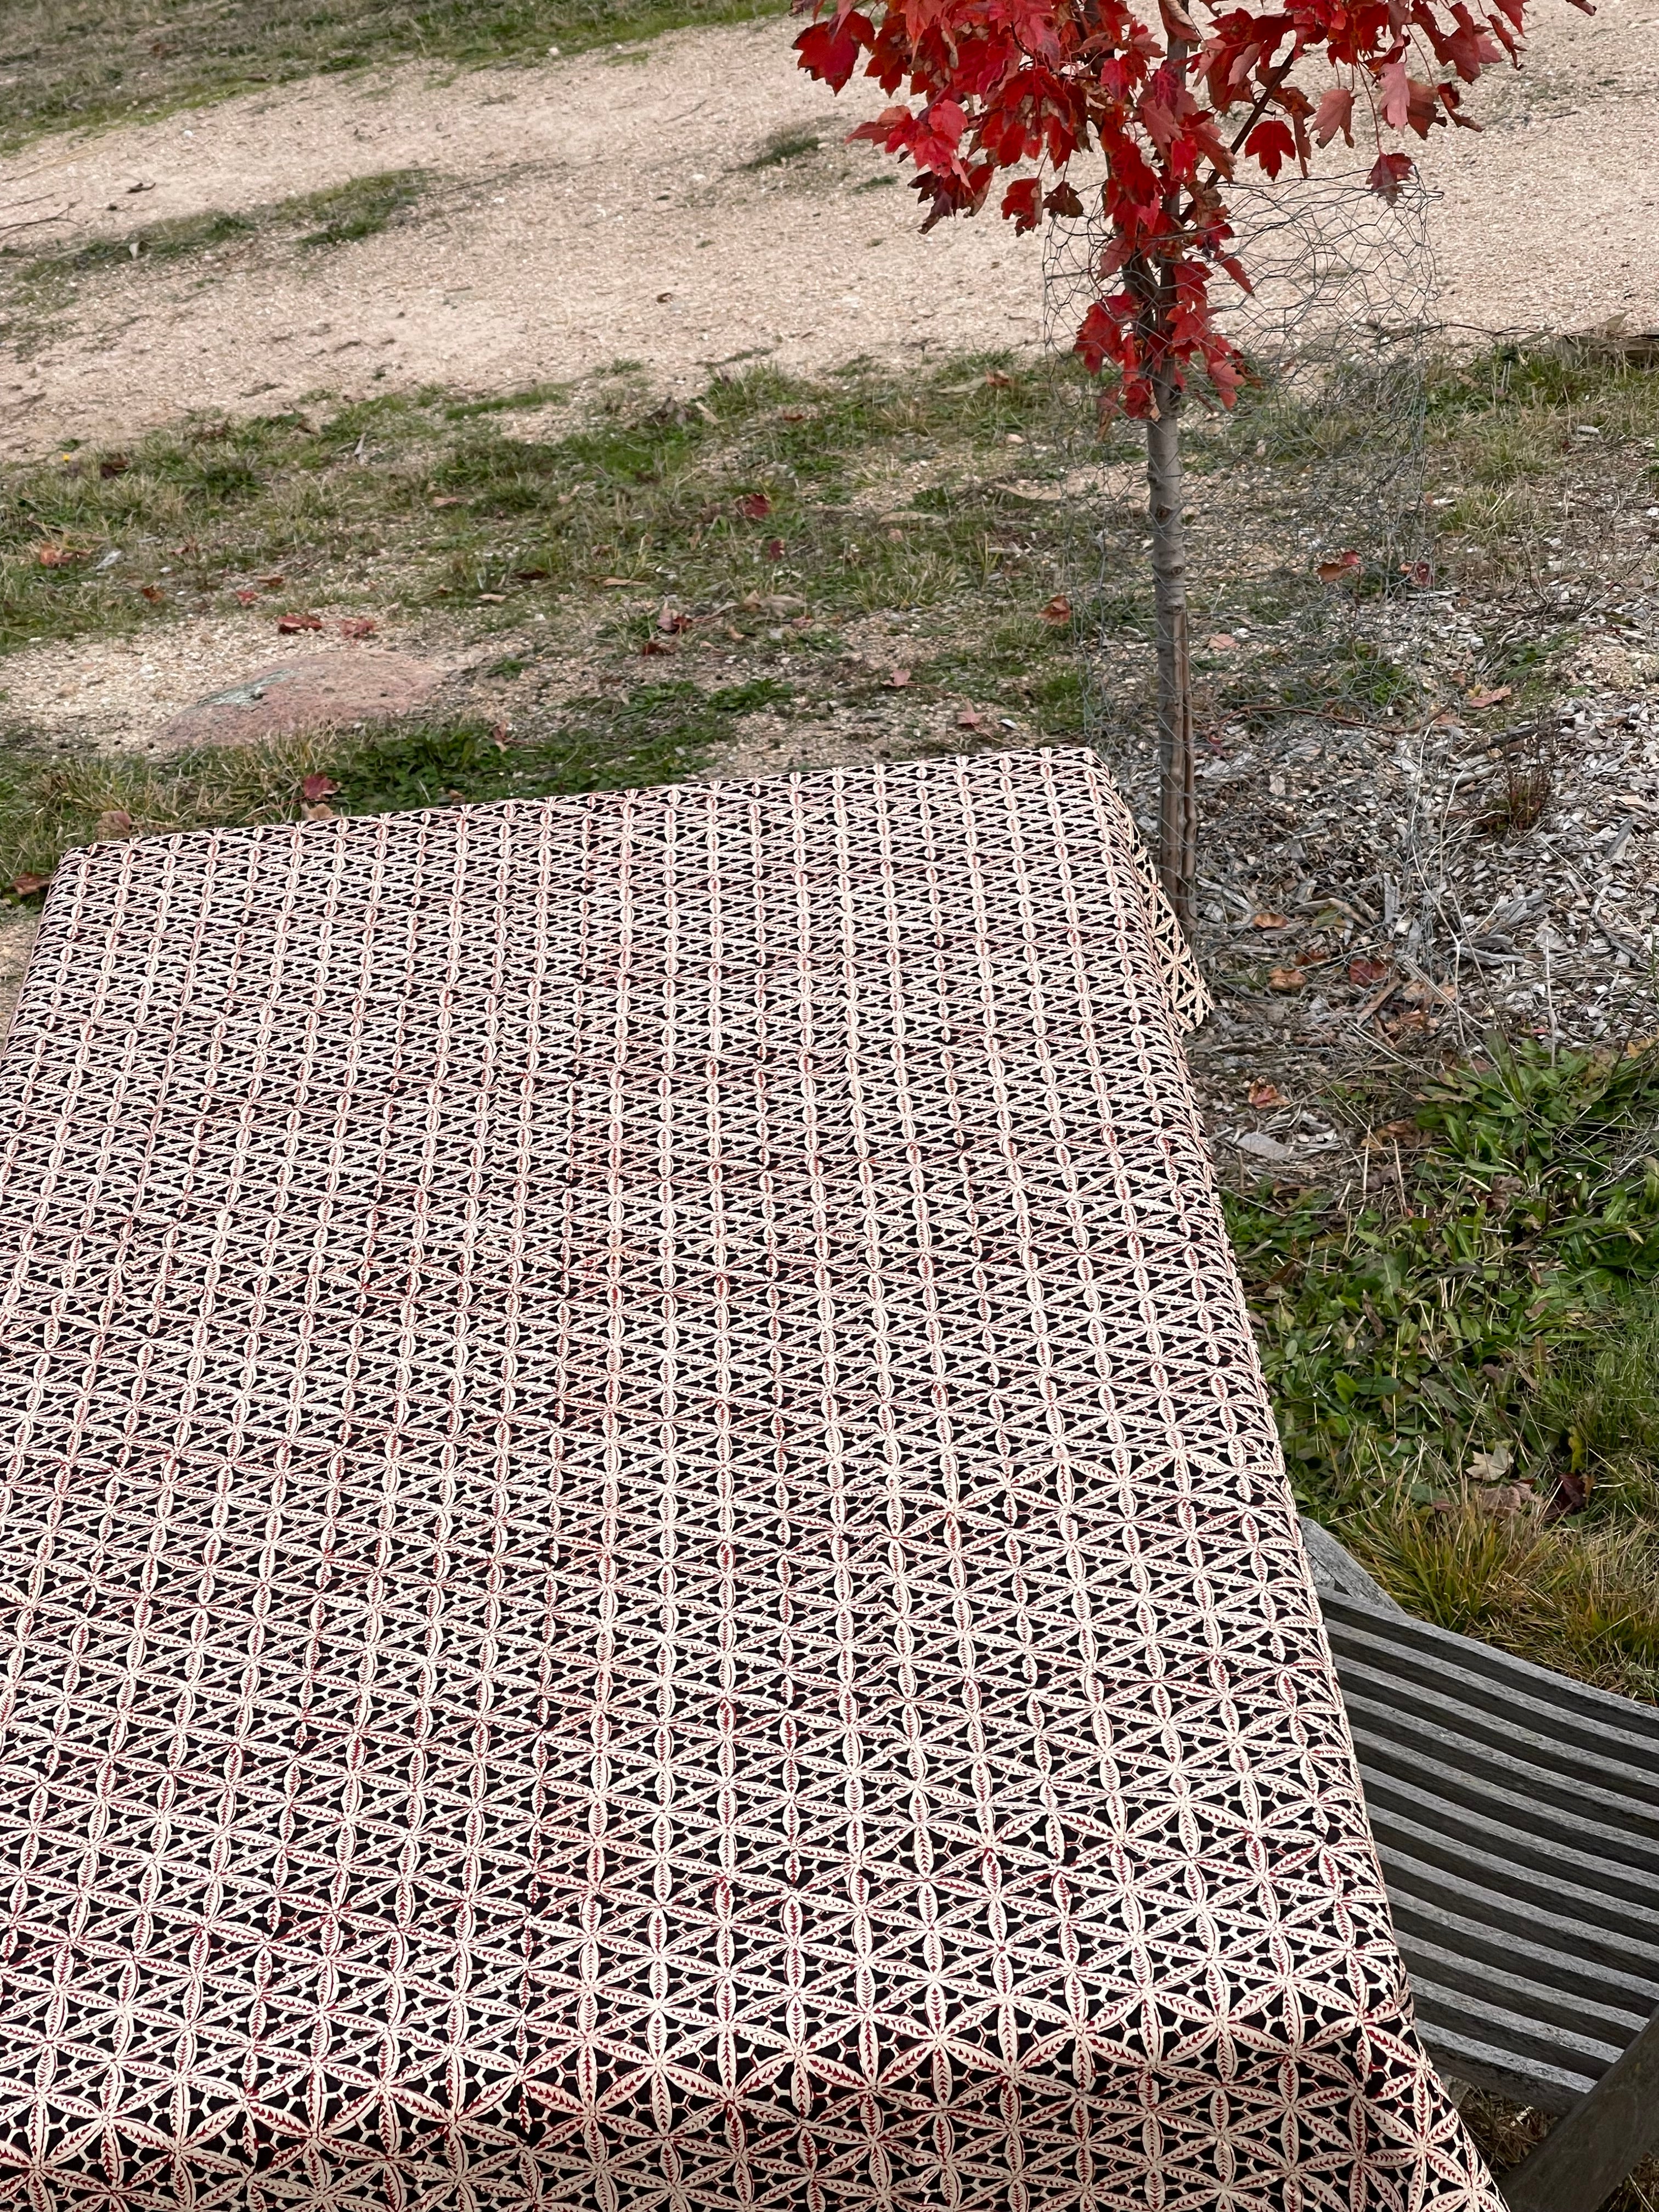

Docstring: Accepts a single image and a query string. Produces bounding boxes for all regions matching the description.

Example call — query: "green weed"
[1236,1037,1659,1696]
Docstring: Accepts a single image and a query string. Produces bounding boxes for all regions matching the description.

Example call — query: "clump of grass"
[738,124,821,170]
[1477,756,1553,839]
[0,683,788,891]
[5,170,431,304]
[1233,1035,1659,1697]
[0,0,788,154]
[292,169,428,248]
[63,207,259,272]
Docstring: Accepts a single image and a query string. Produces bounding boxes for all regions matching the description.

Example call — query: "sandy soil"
[1,0,1656,461]
[0,614,477,753]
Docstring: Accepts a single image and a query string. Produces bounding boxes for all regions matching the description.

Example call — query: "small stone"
[163,653,442,747]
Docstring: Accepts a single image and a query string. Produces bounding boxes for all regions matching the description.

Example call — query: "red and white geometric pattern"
[0,749,1501,2207]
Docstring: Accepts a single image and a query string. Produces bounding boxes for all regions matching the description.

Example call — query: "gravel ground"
[1169,593,1659,1162]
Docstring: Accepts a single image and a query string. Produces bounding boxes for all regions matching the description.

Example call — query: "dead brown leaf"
[1347,957,1391,986]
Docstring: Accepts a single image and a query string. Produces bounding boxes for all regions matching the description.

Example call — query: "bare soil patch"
[2,0,1657,460]
[0,613,473,753]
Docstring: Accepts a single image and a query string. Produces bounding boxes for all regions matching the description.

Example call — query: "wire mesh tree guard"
[1043,171,1440,857]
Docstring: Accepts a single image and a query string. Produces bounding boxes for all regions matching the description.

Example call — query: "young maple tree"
[795,0,1571,933]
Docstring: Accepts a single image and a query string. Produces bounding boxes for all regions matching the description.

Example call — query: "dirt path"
[2,0,1656,459]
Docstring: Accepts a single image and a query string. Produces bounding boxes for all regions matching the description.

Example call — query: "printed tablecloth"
[0,749,1500,2207]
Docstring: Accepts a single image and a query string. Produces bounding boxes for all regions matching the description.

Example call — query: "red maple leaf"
[793,9,873,89]
[1244,119,1296,177]
[791,0,1521,417]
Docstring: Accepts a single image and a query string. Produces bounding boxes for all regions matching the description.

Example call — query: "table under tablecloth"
[0,747,1500,2207]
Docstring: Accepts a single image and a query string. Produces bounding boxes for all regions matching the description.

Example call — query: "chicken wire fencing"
[1041,171,1438,835]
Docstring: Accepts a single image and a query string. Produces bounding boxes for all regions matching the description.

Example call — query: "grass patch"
[0,0,788,152]
[0,355,1081,664]
[292,169,430,249]
[737,123,821,170]
[4,170,430,306]
[1424,336,1659,594]
[0,684,781,887]
[1233,1037,1659,1697]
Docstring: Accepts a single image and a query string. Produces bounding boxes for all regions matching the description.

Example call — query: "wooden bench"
[1300,1518,1659,2212]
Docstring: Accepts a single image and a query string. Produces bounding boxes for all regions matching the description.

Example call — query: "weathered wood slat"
[1299,1524,1659,2144]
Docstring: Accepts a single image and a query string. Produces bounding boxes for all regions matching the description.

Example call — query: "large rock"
[162,653,442,747]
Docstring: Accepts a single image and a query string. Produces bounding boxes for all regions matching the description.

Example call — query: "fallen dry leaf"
[35,543,77,567]
[889,668,912,689]
[10,874,49,897]
[301,773,340,804]
[258,574,285,590]
[301,803,336,823]
[1268,967,1307,993]
[1466,1443,1513,1485]
[640,636,677,656]
[431,495,464,509]
[765,537,785,559]
[99,454,131,479]
[139,585,166,604]
[1347,957,1391,987]
[338,617,377,640]
[601,576,646,589]
[276,612,324,634]
[956,708,986,731]
[1206,633,1237,651]
[1040,594,1073,627]
[1247,1079,1284,1107]
[1316,550,1362,584]
[737,492,772,521]
[1252,911,1290,930]
[983,370,1013,388]
[234,588,259,606]
[1465,685,1513,710]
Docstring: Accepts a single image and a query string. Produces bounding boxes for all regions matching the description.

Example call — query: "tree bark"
[1146,359,1197,935]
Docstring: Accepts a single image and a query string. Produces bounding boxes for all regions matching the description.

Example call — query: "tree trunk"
[1146,361,1196,936]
